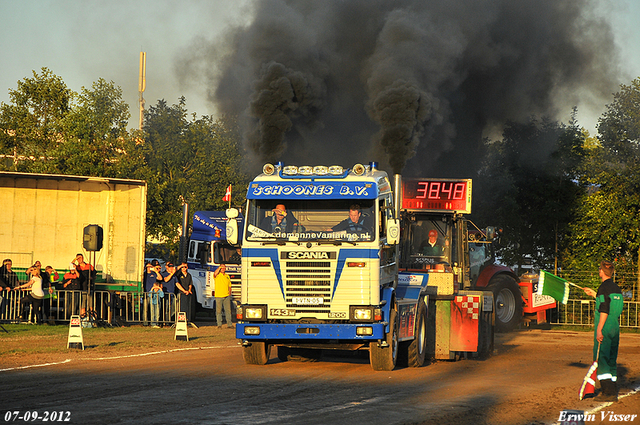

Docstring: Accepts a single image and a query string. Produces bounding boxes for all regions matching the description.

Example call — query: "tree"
[563,78,640,295]
[30,78,145,178]
[142,98,248,257]
[474,115,585,273]
[0,67,71,168]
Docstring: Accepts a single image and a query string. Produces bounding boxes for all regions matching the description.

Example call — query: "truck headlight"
[244,326,261,335]
[243,305,266,320]
[356,327,373,336]
[350,306,374,322]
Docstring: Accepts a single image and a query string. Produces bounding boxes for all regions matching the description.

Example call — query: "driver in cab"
[331,204,370,233]
[421,229,445,256]
[260,204,301,234]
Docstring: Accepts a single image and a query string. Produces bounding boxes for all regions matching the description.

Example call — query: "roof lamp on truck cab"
[244,162,399,245]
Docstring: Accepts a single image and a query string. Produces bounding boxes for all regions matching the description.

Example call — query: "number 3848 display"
[4,411,71,422]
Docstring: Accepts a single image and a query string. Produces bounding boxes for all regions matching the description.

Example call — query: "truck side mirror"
[386,219,400,245]
[226,219,238,245]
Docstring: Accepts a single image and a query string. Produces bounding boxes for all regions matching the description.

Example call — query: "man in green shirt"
[583,260,623,402]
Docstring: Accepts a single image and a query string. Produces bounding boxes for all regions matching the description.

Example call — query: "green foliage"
[474,114,585,272]
[142,98,248,252]
[563,78,640,279]
[0,69,247,261]
[564,169,640,275]
[0,67,71,165]
[597,78,640,163]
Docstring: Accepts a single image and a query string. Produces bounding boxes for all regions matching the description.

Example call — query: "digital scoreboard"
[401,178,472,214]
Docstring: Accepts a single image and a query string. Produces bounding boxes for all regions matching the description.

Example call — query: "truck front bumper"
[236,322,385,341]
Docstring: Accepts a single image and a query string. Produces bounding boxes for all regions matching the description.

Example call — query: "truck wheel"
[370,309,398,371]
[488,276,522,333]
[243,341,271,365]
[407,299,427,367]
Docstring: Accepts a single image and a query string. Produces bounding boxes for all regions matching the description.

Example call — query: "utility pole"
[139,52,146,130]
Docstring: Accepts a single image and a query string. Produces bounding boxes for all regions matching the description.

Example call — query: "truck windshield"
[246,199,376,242]
[401,218,450,269]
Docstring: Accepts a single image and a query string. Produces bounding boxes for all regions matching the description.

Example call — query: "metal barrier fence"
[5,290,637,329]
[0,290,179,326]
[549,298,640,328]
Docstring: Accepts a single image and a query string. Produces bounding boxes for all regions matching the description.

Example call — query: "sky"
[0,0,639,136]
[0,0,253,128]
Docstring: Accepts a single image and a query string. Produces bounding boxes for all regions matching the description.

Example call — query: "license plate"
[292,297,324,305]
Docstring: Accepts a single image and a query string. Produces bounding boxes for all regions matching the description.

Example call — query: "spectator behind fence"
[16,267,51,324]
[0,260,13,315]
[73,254,95,293]
[42,266,59,322]
[176,262,195,322]
[25,261,42,280]
[144,260,162,292]
[161,262,178,295]
[44,266,59,285]
[148,281,164,328]
[0,259,19,289]
[63,265,82,317]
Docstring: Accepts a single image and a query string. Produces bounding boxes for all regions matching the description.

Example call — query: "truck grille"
[284,261,332,313]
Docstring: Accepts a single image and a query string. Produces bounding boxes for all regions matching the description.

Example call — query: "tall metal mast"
[138,51,146,130]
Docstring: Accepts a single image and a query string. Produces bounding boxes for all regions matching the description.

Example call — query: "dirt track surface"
[1,327,640,425]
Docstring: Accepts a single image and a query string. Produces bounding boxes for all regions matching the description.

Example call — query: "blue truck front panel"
[236,322,385,340]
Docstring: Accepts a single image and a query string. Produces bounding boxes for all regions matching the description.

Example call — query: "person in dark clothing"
[0,259,15,317]
[73,254,95,293]
[160,262,178,295]
[260,204,301,234]
[0,259,19,288]
[332,204,371,233]
[583,260,623,402]
[62,265,82,317]
[144,260,163,292]
[176,262,195,322]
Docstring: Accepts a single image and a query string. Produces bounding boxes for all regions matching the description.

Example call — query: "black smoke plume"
[186,0,620,176]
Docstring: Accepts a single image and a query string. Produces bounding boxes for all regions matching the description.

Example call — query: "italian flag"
[537,270,570,304]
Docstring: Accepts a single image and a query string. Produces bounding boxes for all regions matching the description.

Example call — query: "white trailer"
[0,172,147,291]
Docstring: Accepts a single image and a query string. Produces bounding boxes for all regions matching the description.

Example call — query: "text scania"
[283,252,335,260]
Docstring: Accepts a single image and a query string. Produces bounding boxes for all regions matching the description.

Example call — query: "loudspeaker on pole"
[83,225,103,251]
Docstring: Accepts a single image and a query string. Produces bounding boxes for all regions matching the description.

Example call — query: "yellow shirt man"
[213,265,231,298]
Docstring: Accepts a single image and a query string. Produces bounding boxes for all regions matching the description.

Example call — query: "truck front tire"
[370,309,398,371]
[407,299,427,367]
[243,341,271,365]
[488,276,522,333]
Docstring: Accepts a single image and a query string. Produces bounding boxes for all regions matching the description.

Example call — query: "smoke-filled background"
[193,0,621,177]
[1,0,634,178]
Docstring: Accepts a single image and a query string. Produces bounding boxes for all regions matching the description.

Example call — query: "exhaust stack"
[394,174,402,219]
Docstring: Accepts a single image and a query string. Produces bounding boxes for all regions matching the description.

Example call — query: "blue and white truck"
[232,162,495,370]
[186,211,244,310]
